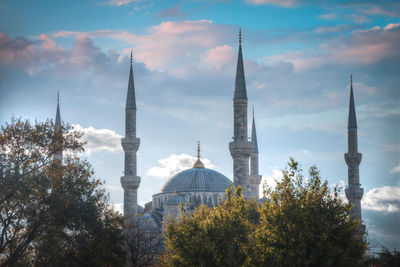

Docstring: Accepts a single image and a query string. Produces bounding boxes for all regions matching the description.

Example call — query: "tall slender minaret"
[229,29,252,199]
[344,74,366,233]
[249,107,262,199]
[54,91,63,162]
[121,52,141,218]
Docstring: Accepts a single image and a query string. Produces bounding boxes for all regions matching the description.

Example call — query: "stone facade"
[344,75,366,234]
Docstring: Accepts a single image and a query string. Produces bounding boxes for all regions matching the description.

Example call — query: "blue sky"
[1,0,399,250]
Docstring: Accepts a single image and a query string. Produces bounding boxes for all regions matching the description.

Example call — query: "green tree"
[0,118,126,266]
[161,187,259,267]
[161,158,366,267]
[248,157,366,266]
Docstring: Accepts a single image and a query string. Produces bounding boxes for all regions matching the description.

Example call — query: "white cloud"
[390,165,400,173]
[362,186,400,213]
[146,153,216,180]
[111,203,123,214]
[72,124,123,155]
[260,167,283,197]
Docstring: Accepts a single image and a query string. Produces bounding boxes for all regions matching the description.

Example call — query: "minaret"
[229,29,252,199]
[249,107,262,199]
[121,52,141,218]
[54,91,62,162]
[344,74,366,233]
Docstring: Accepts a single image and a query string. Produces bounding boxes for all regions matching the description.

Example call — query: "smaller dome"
[139,213,158,229]
[167,195,185,205]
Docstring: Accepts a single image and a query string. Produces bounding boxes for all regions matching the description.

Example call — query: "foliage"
[161,158,367,267]
[248,157,366,266]
[160,186,259,267]
[363,247,400,266]
[0,117,126,266]
[125,216,164,267]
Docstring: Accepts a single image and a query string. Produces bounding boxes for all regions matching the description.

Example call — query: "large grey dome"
[160,167,232,194]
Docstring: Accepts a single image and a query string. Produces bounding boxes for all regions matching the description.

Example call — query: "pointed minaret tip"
[130,50,133,64]
[348,73,357,129]
[234,28,247,99]
[55,91,61,129]
[251,107,258,153]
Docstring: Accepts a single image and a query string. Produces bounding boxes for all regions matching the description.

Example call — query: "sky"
[0,0,399,250]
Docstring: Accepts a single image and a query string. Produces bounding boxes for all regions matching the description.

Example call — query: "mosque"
[54,30,365,232]
[120,30,261,228]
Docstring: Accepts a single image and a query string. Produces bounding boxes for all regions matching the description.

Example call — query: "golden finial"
[193,141,205,168]
[239,27,242,45]
[130,51,133,64]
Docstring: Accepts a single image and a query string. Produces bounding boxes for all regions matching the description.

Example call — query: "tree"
[160,187,259,267]
[161,158,367,267]
[248,158,366,266]
[125,215,164,267]
[0,118,126,266]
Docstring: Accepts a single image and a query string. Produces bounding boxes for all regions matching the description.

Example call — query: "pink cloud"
[107,0,137,7]
[52,20,232,75]
[267,22,400,72]
[201,45,235,70]
[245,0,298,7]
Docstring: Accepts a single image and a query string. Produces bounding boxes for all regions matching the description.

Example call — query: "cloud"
[362,186,400,213]
[260,167,283,196]
[390,165,400,173]
[157,2,186,19]
[146,153,216,180]
[314,24,350,34]
[111,203,123,214]
[52,20,233,75]
[107,0,137,7]
[72,124,123,155]
[245,0,298,7]
[267,22,400,72]
[201,45,235,69]
[318,13,336,20]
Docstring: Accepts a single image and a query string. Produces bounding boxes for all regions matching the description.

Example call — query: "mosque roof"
[160,167,232,194]
[160,142,232,194]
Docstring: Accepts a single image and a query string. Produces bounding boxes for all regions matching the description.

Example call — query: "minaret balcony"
[121,137,140,152]
[344,152,362,166]
[121,176,141,190]
[229,141,252,157]
[345,186,364,200]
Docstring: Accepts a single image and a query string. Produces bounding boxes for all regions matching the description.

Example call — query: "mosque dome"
[160,142,232,194]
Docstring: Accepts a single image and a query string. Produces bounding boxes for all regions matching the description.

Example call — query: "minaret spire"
[348,73,357,129]
[126,50,136,110]
[344,74,365,234]
[249,107,261,199]
[234,28,247,99]
[229,29,252,199]
[121,53,141,218]
[55,91,61,129]
[54,91,62,162]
